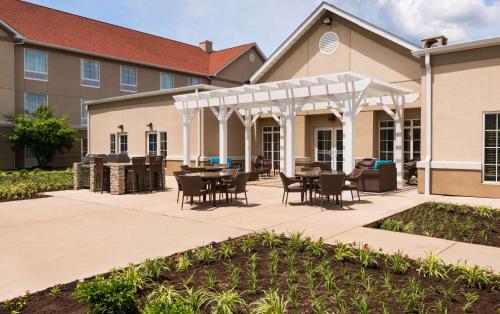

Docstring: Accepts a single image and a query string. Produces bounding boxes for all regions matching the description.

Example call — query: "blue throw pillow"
[374,160,392,169]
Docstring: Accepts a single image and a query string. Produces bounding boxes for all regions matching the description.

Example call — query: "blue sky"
[26,0,500,56]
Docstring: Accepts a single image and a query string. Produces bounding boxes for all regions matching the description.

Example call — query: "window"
[187,77,200,86]
[110,134,116,154]
[379,121,394,161]
[160,73,173,90]
[262,126,280,169]
[81,138,88,160]
[81,59,100,87]
[119,133,128,153]
[147,132,158,156]
[120,65,137,92]
[404,120,421,162]
[160,132,167,158]
[24,93,47,114]
[484,113,499,183]
[81,99,90,127]
[24,48,48,80]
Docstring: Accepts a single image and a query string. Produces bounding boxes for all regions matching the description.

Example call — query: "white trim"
[118,132,128,154]
[80,58,100,88]
[159,72,174,90]
[120,65,137,92]
[417,161,481,170]
[314,127,334,169]
[24,48,48,81]
[0,18,25,40]
[146,131,158,156]
[412,36,500,57]
[424,53,432,194]
[250,2,419,83]
[483,111,500,183]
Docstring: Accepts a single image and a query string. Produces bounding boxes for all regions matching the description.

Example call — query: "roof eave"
[250,1,419,83]
[0,18,25,41]
[212,43,266,77]
[412,36,500,57]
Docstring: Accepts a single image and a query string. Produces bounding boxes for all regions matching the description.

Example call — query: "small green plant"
[461,291,479,312]
[175,253,192,271]
[333,242,356,262]
[194,245,217,264]
[417,252,448,279]
[240,236,257,253]
[229,265,241,289]
[73,273,138,314]
[358,244,378,268]
[260,230,283,248]
[287,231,305,252]
[250,289,289,314]
[307,237,328,257]
[183,286,209,312]
[453,264,493,288]
[139,257,168,281]
[49,284,61,297]
[351,293,369,314]
[219,241,237,259]
[386,250,411,274]
[208,289,246,314]
[206,270,218,291]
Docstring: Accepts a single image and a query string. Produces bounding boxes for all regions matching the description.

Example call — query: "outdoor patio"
[0,177,498,301]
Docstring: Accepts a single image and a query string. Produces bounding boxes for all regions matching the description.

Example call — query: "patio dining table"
[295,170,344,205]
[185,172,232,206]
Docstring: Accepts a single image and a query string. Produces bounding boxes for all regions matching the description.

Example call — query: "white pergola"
[174,72,419,185]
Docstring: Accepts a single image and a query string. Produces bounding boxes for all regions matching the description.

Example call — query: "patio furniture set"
[173,164,251,209]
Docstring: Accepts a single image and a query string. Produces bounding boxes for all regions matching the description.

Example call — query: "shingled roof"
[0,0,260,75]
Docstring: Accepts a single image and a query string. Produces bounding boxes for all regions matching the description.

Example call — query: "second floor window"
[188,77,201,86]
[24,48,48,80]
[120,65,137,92]
[160,73,173,90]
[24,93,47,114]
[81,59,100,87]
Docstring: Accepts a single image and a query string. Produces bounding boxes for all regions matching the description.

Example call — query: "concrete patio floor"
[0,176,499,301]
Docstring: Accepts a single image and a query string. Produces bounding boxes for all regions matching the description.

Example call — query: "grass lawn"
[2,232,498,313]
[0,168,73,201]
[370,202,500,248]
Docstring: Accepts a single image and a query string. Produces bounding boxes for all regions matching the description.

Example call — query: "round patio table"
[185,172,232,206]
[204,166,224,172]
[294,170,344,205]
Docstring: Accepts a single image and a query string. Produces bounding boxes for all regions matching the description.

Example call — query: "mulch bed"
[1,233,499,313]
[369,202,500,248]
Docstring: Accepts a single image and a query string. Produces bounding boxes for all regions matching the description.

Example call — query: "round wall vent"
[249,53,255,63]
[319,32,339,55]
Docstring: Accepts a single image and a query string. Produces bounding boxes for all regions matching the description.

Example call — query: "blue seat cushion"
[208,157,233,168]
[374,160,392,169]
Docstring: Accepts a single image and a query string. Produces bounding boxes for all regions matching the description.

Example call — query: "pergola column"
[342,110,356,173]
[219,106,228,164]
[244,113,252,172]
[182,109,195,165]
[393,97,405,187]
[284,102,296,177]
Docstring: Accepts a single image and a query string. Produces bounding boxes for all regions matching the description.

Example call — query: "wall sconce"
[327,114,336,122]
[322,17,332,26]
[146,122,153,129]
[117,124,124,131]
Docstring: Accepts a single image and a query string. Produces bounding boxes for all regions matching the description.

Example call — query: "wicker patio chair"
[173,171,185,203]
[222,172,250,206]
[147,156,164,191]
[92,157,106,194]
[343,168,363,202]
[315,173,346,209]
[129,157,147,194]
[178,175,211,210]
[279,172,306,205]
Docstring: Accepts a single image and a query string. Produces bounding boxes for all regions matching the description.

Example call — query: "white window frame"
[120,65,137,92]
[187,77,201,86]
[483,112,500,183]
[80,59,100,88]
[403,119,421,162]
[159,131,167,159]
[118,133,128,153]
[80,98,90,127]
[24,48,48,81]
[160,72,174,90]
[110,134,116,154]
[146,131,158,156]
[379,120,395,161]
[24,92,48,115]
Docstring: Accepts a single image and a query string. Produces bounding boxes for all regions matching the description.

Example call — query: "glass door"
[334,128,343,171]
[315,128,333,169]
[262,126,280,169]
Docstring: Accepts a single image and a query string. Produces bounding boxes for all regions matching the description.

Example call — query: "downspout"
[424,53,432,195]
[195,88,201,166]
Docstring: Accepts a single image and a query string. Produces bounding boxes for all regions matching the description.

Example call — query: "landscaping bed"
[2,232,498,313]
[0,168,73,202]
[369,202,500,248]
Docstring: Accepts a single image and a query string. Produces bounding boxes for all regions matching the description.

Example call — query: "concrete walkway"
[0,177,498,300]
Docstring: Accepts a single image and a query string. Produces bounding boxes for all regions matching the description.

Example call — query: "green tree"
[6,106,76,168]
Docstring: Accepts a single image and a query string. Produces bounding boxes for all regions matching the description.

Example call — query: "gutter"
[424,53,432,195]
[412,36,500,57]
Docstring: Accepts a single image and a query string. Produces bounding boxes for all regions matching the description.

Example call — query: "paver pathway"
[0,178,498,301]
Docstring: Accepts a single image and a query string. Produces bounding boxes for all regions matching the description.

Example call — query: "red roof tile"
[0,0,256,75]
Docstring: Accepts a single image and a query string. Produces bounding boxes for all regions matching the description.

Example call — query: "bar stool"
[147,155,164,191]
[93,157,106,193]
[129,157,147,194]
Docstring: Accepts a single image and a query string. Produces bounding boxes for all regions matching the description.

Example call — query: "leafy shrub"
[417,252,448,279]
[73,273,138,314]
[194,245,216,264]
